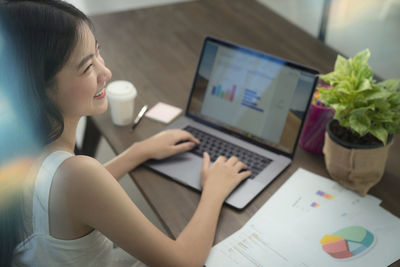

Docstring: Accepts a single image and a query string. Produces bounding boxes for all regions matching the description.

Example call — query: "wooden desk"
[87,0,400,265]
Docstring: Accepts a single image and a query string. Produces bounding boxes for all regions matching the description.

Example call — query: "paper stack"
[206,168,400,267]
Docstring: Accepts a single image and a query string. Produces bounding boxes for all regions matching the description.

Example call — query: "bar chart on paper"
[311,190,335,208]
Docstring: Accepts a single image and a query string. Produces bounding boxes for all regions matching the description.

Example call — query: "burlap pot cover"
[323,132,393,196]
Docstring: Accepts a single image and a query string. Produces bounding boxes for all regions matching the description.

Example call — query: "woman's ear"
[45,80,59,103]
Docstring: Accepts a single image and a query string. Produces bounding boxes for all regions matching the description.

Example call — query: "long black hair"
[0,1,92,266]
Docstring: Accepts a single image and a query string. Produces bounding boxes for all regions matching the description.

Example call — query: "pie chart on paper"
[320,226,375,259]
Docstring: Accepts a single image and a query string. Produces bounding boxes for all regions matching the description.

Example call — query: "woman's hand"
[142,129,200,160]
[200,152,252,202]
[106,129,199,179]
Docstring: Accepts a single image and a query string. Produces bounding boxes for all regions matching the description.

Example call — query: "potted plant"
[318,49,400,196]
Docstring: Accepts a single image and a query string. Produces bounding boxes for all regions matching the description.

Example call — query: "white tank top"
[12,151,114,267]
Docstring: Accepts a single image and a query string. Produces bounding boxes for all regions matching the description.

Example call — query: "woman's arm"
[62,152,250,267]
[104,129,200,180]
[171,154,251,265]
[102,141,148,180]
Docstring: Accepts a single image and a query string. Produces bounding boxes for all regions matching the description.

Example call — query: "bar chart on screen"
[211,84,237,102]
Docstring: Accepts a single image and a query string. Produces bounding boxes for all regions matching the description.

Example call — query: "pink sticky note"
[145,102,182,124]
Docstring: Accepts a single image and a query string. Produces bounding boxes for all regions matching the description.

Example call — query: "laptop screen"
[187,37,319,157]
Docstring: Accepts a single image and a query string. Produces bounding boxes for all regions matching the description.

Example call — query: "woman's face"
[51,23,112,120]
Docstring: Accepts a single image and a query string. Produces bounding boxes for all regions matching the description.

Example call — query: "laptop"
[146,36,319,209]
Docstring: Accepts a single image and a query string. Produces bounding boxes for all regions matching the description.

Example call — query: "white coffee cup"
[106,80,137,126]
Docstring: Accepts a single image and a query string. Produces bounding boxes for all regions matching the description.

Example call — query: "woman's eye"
[83,64,93,73]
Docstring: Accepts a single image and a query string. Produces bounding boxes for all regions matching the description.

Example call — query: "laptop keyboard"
[184,126,272,179]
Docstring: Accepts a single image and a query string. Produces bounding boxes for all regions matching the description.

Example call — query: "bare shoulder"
[56,155,111,182]
[51,155,124,227]
[59,155,104,176]
[52,155,118,205]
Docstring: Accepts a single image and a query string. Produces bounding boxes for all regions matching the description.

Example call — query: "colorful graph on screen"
[320,226,375,259]
[211,84,237,102]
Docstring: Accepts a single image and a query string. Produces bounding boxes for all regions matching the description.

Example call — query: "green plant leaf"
[357,79,373,92]
[350,106,374,115]
[319,72,337,84]
[349,113,370,136]
[331,103,347,114]
[334,55,351,74]
[364,90,392,101]
[387,120,400,133]
[318,87,338,105]
[370,112,393,123]
[369,126,388,145]
[376,79,400,92]
[358,65,373,81]
[352,49,371,67]
[318,49,400,142]
[388,93,400,106]
[338,86,352,95]
[374,100,391,111]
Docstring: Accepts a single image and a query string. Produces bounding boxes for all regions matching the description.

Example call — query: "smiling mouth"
[94,88,105,97]
[94,83,107,99]
[94,88,106,99]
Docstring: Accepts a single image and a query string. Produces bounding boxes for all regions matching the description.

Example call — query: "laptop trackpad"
[146,152,203,190]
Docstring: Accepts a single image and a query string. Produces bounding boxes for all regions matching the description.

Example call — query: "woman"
[0,1,251,266]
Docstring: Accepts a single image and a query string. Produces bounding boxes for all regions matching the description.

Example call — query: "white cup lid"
[107,80,137,101]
